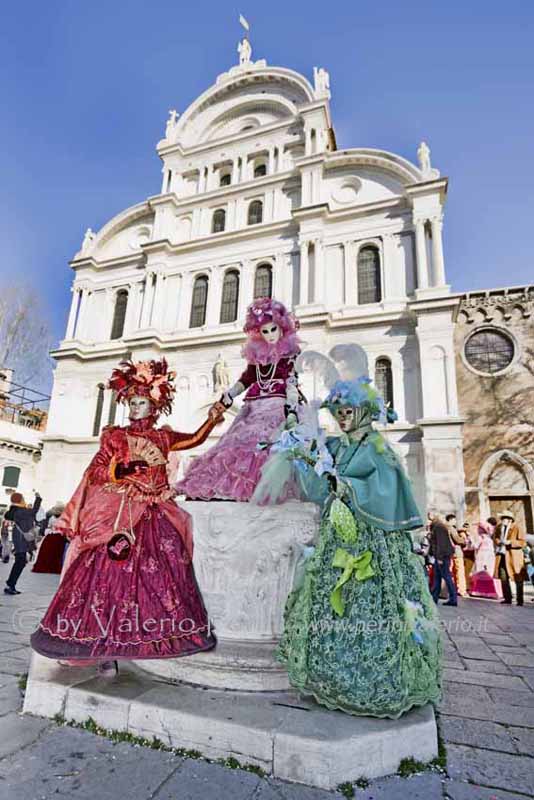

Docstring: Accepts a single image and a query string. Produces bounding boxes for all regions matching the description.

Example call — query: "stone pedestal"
[136,501,320,691]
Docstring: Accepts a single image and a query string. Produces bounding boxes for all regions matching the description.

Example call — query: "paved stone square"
[0,565,533,799]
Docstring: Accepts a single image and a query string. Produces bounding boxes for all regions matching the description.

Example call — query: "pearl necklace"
[256,361,279,392]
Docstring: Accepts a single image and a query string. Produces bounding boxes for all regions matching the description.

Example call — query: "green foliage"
[337,782,355,798]
[17,673,28,693]
[52,715,265,778]
[397,757,427,777]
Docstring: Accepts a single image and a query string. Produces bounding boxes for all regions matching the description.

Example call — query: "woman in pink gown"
[31,359,225,671]
[469,521,501,599]
[176,298,303,502]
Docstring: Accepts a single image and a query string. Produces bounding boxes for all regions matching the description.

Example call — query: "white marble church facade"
[39,41,465,517]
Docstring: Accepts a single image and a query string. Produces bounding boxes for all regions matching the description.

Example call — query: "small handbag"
[107,492,136,562]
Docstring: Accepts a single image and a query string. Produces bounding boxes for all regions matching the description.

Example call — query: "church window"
[248,200,263,225]
[254,163,267,178]
[254,264,273,299]
[220,173,231,187]
[357,246,382,304]
[92,384,105,436]
[375,358,394,409]
[220,270,240,324]
[212,208,226,234]
[110,289,128,340]
[2,466,20,488]
[190,275,209,328]
[464,328,514,375]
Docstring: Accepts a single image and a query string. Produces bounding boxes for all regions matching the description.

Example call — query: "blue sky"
[1,1,533,348]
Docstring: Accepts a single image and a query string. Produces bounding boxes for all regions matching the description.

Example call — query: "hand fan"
[126,435,166,466]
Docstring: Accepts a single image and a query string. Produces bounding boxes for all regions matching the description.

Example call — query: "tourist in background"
[0,509,9,563]
[429,511,457,606]
[494,511,527,606]
[446,513,468,597]
[3,492,41,594]
[461,522,476,584]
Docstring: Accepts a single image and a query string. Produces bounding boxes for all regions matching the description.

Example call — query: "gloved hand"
[115,460,149,480]
[220,392,233,409]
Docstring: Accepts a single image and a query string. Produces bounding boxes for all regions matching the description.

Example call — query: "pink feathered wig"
[242,298,300,365]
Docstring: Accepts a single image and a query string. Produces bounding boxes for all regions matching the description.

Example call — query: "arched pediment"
[203,97,294,143]
[170,67,314,148]
[74,202,154,262]
[324,149,423,187]
[479,449,534,493]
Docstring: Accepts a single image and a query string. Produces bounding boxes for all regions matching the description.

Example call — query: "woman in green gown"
[274,378,442,718]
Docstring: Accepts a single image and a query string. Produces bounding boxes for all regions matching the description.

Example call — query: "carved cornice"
[459,286,534,323]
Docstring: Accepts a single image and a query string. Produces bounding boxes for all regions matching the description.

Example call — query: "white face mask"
[260,323,281,343]
[128,395,153,420]
[334,405,357,433]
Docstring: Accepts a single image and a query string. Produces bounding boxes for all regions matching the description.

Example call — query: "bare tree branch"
[0,284,54,391]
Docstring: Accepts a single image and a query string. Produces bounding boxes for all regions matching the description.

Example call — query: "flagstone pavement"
[0,566,533,800]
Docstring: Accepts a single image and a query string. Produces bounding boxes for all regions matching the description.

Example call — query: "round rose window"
[464,328,514,374]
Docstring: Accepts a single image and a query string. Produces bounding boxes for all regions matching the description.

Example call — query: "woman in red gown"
[31,359,224,672]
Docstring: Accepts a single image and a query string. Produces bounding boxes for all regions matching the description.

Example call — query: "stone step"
[23,653,438,791]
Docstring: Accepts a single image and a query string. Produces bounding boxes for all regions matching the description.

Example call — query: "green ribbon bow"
[330,547,375,617]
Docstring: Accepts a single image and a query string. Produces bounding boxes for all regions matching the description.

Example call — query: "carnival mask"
[128,395,153,420]
[260,322,281,343]
[334,404,357,433]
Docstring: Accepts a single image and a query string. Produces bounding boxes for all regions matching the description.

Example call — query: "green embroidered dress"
[277,431,442,718]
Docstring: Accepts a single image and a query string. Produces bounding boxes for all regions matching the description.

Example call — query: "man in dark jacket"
[429,511,457,606]
[4,492,41,595]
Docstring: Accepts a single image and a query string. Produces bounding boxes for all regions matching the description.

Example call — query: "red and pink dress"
[31,416,218,662]
[176,356,300,502]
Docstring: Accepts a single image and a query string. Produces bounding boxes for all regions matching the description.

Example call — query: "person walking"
[446,513,468,597]
[429,512,457,606]
[494,511,527,606]
[3,492,41,595]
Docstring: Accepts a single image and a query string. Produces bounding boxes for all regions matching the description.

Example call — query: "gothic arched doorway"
[479,450,534,532]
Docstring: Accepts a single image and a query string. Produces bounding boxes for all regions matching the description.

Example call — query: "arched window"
[254,163,267,178]
[254,263,273,299]
[92,384,105,436]
[190,275,209,328]
[2,466,20,488]
[357,246,381,304]
[108,390,118,425]
[220,173,231,187]
[212,208,226,234]
[110,289,128,339]
[220,270,240,324]
[248,200,263,225]
[375,358,394,409]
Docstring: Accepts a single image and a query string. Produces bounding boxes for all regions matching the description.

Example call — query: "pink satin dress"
[31,416,217,662]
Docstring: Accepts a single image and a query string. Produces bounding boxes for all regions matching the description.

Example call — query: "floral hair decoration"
[242,298,301,365]
[322,378,398,424]
[108,359,176,416]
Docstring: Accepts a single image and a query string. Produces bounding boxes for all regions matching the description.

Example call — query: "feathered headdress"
[322,378,398,424]
[108,359,176,416]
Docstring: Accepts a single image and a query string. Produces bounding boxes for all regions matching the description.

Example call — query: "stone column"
[430,216,446,286]
[206,267,221,327]
[273,253,286,305]
[239,260,255,317]
[381,233,398,301]
[124,281,141,334]
[391,353,406,421]
[76,287,92,341]
[314,237,324,305]
[65,288,80,339]
[231,158,239,185]
[342,241,353,306]
[299,239,310,306]
[151,271,167,328]
[177,272,192,330]
[414,217,429,290]
[268,147,275,175]
[140,272,156,328]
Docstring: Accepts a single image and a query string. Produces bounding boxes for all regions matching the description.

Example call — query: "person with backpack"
[3,491,41,595]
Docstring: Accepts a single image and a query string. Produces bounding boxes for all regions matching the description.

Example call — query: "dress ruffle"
[176,397,292,502]
[31,506,215,661]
